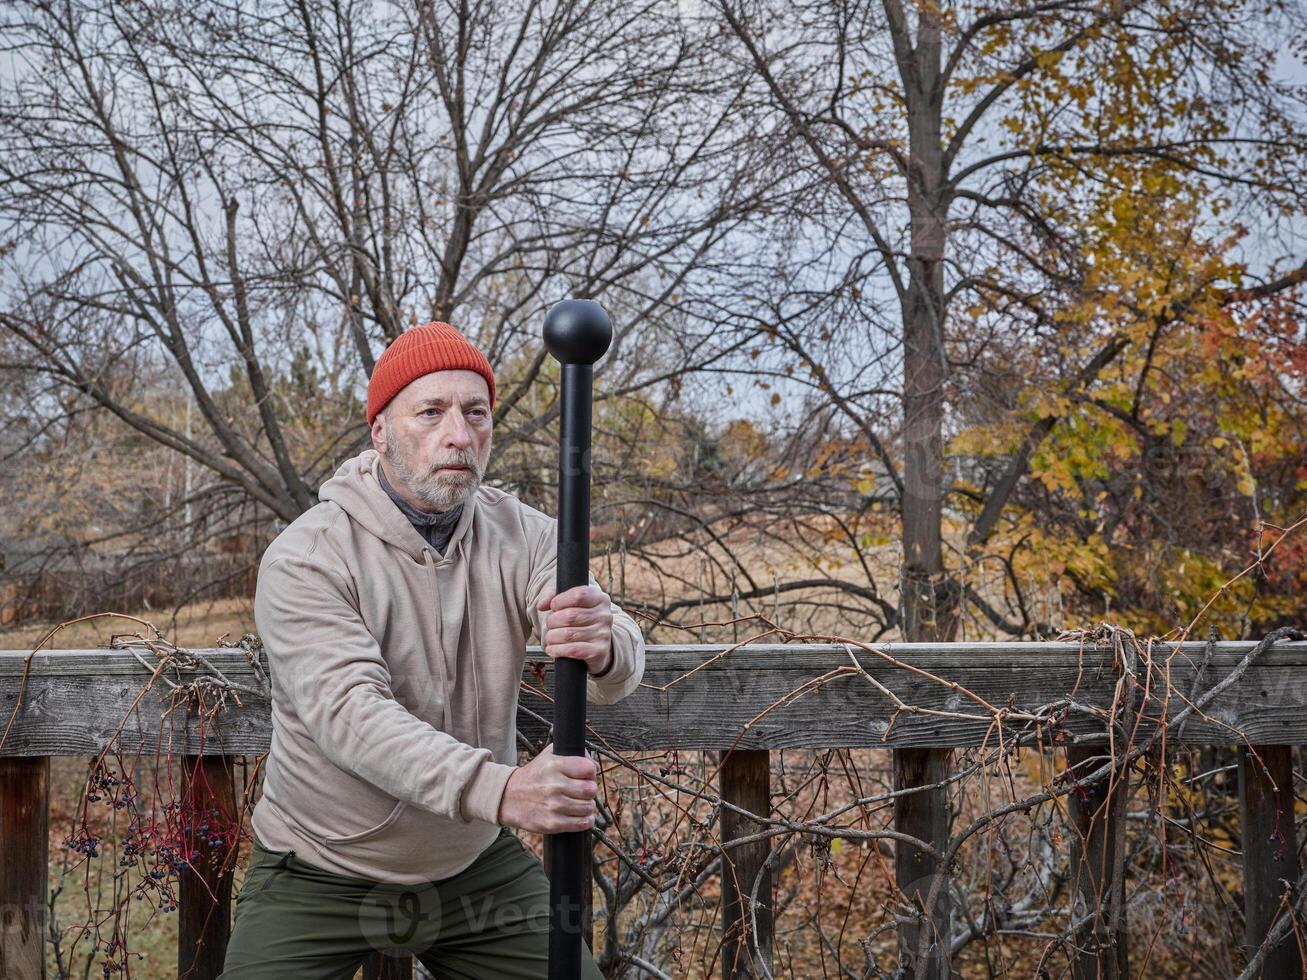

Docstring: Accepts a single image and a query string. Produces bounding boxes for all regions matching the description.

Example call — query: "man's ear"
[369,410,388,454]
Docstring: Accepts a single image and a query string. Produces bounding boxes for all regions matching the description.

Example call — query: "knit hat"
[367,322,496,425]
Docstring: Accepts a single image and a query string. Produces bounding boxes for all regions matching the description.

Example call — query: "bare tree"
[710,0,1307,973]
[0,0,761,525]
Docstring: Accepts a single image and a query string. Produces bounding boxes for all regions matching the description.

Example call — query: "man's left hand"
[536,584,614,676]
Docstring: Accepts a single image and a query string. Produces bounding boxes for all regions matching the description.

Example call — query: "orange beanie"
[367,322,496,425]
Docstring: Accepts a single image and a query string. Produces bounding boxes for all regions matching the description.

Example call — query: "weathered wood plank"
[1238,744,1301,978]
[0,756,48,980]
[719,749,773,979]
[2,643,1306,754]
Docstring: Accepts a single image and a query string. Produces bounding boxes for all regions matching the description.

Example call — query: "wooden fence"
[2,640,1305,979]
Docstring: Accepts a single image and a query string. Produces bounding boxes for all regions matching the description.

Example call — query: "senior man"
[219,321,644,979]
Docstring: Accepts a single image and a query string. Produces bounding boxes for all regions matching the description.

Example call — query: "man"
[219,321,645,979]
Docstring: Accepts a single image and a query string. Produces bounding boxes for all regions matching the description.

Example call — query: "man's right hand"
[496,743,599,834]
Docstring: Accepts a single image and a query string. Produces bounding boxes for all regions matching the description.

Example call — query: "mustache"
[427,450,482,475]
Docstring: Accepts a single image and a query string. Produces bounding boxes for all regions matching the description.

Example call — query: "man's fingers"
[556,776,599,800]
[546,623,606,645]
[544,643,606,663]
[545,612,613,641]
[535,586,557,611]
[551,812,594,833]
[557,755,599,780]
[540,746,597,779]
[544,604,607,627]
[549,585,605,609]
[564,801,596,822]
[553,796,596,818]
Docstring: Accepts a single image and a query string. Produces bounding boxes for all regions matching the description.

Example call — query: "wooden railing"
[2,640,1305,979]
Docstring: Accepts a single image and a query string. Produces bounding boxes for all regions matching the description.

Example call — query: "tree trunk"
[891,3,957,976]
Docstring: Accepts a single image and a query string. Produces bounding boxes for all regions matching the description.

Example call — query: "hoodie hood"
[317,449,478,564]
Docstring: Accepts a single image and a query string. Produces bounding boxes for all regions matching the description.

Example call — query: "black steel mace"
[543,298,612,979]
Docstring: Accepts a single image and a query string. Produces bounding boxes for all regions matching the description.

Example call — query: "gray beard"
[383,421,489,513]
[396,463,476,512]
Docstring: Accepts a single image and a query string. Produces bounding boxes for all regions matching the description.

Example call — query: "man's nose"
[440,411,473,450]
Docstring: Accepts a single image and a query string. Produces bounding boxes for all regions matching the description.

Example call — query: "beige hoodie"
[249,448,645,884]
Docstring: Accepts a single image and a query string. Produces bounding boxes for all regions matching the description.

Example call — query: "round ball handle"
[543,299,612,365]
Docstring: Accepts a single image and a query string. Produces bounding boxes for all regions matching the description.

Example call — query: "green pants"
[219,827,604,979]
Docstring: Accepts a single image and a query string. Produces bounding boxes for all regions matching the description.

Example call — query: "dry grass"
[3,596,257,652]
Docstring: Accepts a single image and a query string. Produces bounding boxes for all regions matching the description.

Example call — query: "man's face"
[370,369,493,512]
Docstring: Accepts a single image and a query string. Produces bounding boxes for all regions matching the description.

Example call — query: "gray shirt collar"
[376,463,464,555]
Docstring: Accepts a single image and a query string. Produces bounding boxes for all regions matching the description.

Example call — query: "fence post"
[1239,744,1301,978]
[179,754,236,980]
[894,748,953,979]
[1067,746,1129,980]
[0,756,48,980]
[720,749,773,979]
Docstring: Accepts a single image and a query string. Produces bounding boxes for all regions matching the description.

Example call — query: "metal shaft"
[542,299,611,979]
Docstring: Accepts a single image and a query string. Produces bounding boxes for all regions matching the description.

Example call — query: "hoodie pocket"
[321,798,408,846]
